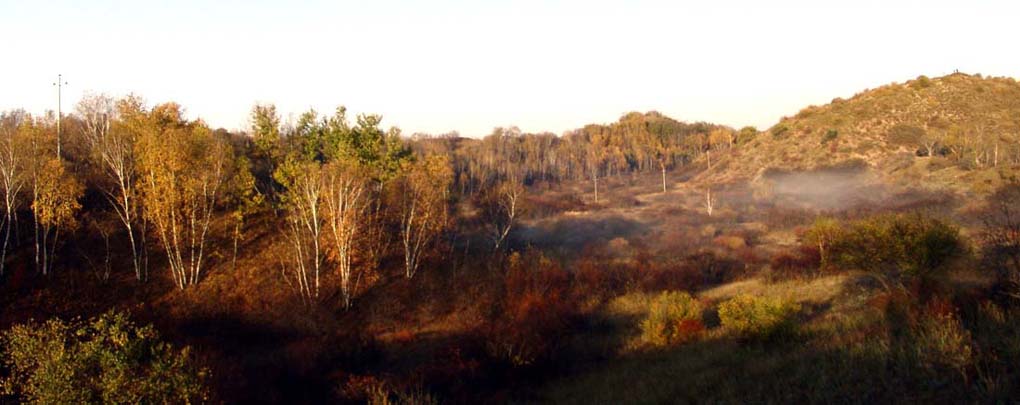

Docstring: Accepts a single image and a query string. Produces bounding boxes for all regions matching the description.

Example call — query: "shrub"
[802,217,843,269]
[911,75,933,89]
[718,294,800,342]
[637,262,703,293]
[887,124,926,147]
[821,129,838,144]
[639,291,705,347]
[485,251,576,366]
[573,254,635,300]
[884,298,975,382]
[767,246,822,280]
[828,213,967,287]
[770,124,789,139]
[980,180,1020,299]
[684,251,743,286]
[0,311,208,404]
[736,126,758,145]
[338,375,439,405]
[912,309,974,377]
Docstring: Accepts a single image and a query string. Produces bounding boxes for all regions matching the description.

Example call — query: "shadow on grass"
[515,215,647,254]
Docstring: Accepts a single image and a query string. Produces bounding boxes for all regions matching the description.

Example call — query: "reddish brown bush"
[639,262,703,293]
[573,256,639,302]
[524,193,589,218]
[685,251,744,286]
[484,251,577,366]
[768,246,822,280]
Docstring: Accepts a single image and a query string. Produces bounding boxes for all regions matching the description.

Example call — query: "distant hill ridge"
[699,72,1020,194]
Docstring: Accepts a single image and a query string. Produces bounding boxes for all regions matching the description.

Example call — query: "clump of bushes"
[767,246,822,280]
[337,374,439,405]
[718,294,800,342]
[878,293,977,384]
[980,180,1020,301]
[639,291,705,347]
[802,213,967,288]
[736,126,758,145]
[802,216,843,269]
[0,311,208,404]
[485,251,576,366]
[887,124,926,147]
[910,305,974,377]
[911,75,933,89]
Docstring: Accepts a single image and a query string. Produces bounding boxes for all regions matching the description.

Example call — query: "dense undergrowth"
[2,173,1019,404]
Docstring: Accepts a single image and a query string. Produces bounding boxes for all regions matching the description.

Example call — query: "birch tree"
[704,188,716,217]
[0,111,28,275]
[77,94,147,280]
[654,136,676,193]
[587,146,605,204]
[481,176,524,251]
[137,106,232,289]
[275,158,326,302]
[322,161,367,308]
[30,158,83,275]
[398,155,451,279]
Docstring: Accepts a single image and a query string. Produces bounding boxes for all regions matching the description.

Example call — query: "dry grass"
[699,273,852,303]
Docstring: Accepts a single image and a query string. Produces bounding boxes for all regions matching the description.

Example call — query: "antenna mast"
[53,74,68,159]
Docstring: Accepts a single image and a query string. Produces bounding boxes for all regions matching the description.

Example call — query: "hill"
[699,73,1020,196]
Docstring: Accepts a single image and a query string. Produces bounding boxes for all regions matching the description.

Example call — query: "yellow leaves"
[134,106,233,288]
[708,127,736,148]
[718,294,800,340]
[138,119,231,226]
[405,154,453,201]
[31,158,82,231]
[398,155,453,278]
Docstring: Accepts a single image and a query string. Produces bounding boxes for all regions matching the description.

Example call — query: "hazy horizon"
[2,0,1018,137]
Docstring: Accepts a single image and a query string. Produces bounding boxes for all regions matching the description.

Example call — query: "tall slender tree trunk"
[0,209,11,275]
[126,225,142,281]
[33,216,40,274]
[231,221,240,272]
[39,227,48,275]
[661,166,667,193]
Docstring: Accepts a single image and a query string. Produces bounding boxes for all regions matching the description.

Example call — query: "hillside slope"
[700,73,1020,196]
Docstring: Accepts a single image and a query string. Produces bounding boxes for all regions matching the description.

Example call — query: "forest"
[2,72,1020,403]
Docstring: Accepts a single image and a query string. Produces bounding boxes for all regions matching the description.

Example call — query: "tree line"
[413,111,743,200]
[0,95,739,308]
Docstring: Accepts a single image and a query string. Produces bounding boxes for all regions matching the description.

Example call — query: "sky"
[1,0,1018,137]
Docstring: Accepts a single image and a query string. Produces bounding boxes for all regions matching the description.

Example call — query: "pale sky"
[1,0,1018,137]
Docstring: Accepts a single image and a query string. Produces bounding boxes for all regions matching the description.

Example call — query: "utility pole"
[53,74,68,159]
